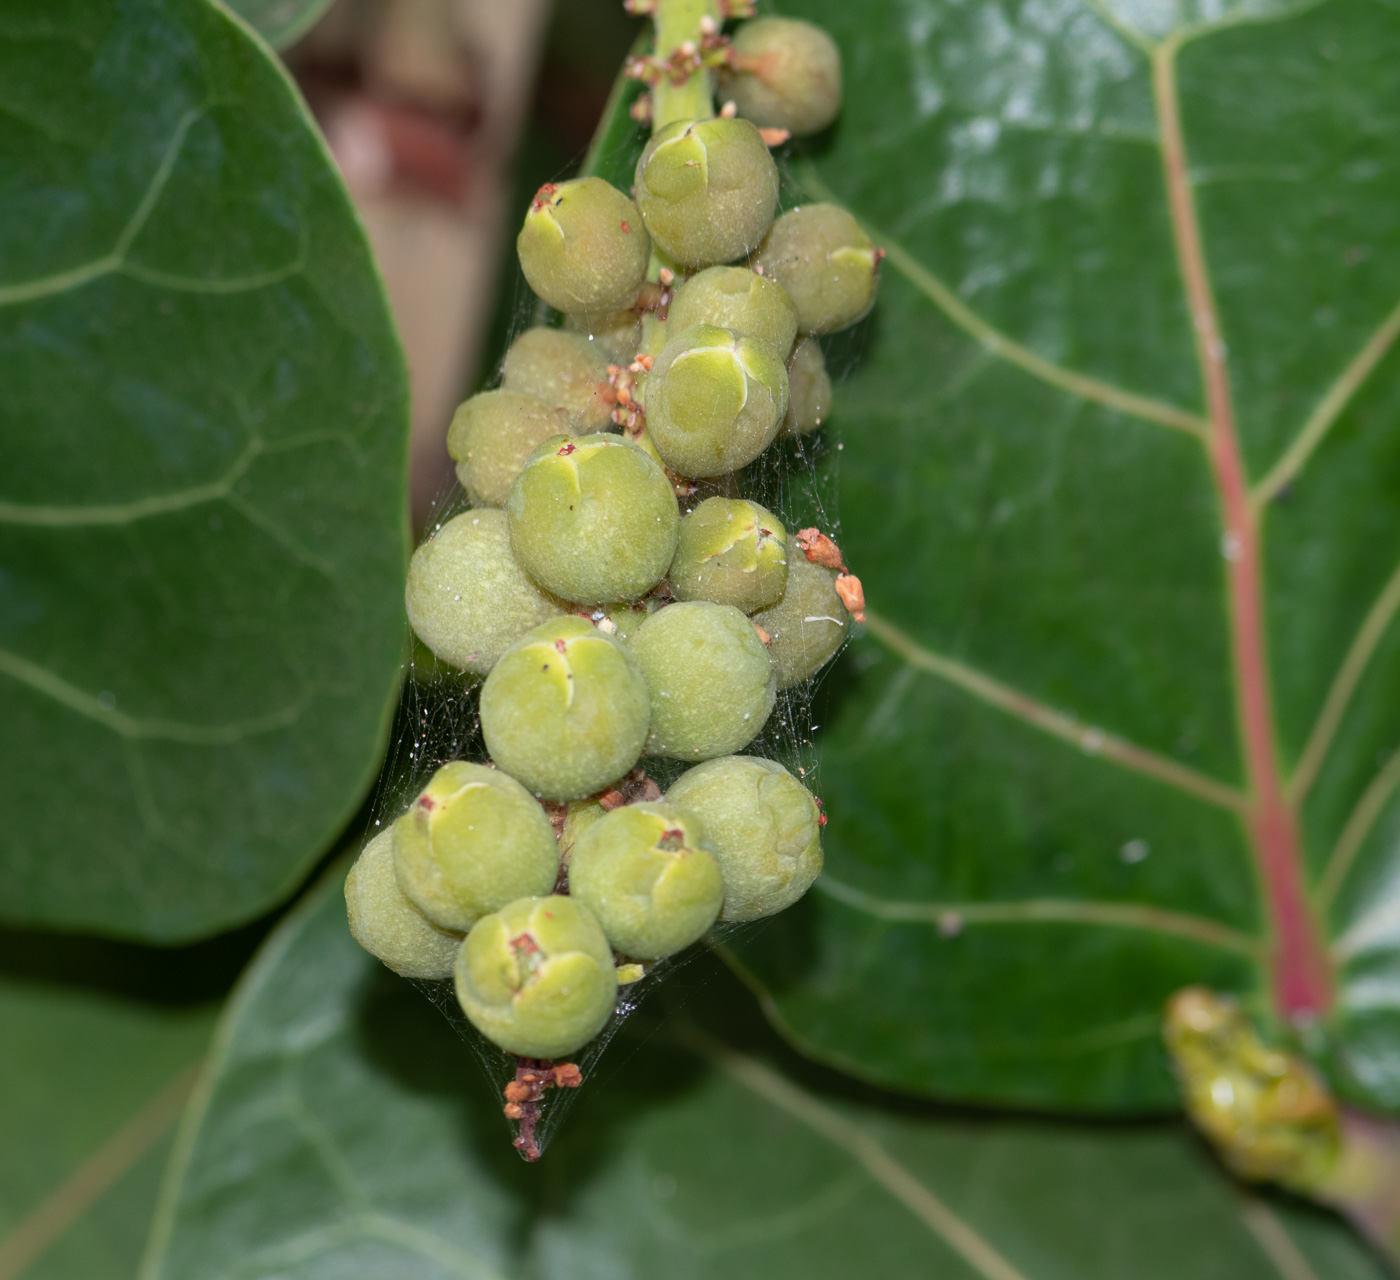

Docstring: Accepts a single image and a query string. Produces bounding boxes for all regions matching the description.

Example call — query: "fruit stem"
[1318,1111,1400,1264]
[650,0,720,130]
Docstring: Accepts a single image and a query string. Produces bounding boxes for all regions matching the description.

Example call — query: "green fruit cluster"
[349,4,872,1066]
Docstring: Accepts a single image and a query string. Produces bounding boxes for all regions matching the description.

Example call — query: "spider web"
[357,152,868,1159]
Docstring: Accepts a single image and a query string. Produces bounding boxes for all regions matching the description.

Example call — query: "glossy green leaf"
[222,0,337,49]
[611,0,1400,1113]
[0,0,409,942]
[140,868,1384,1280]
[0,930,228,1280]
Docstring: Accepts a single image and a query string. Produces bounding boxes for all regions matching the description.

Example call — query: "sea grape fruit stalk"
[666,266,798,359]
[393,761,559,932]
[480,615,651,800]
[447,390,571,507]
[634,118,779,267]
[751,554,849,688]
[643,324,789,477]
[516,177,650,314]
[559,798,606,868]
[502,327,612,433]
[783,337,832,435]
[455,895,618,1058]
[719,17,843,137]
[751,204,880,335]
[345,829,462,979]
[666,755,823,921]
[1164,987,1339,1191]
[508,435,680,603]
[670,496,788,612]
[630,602,775,759]
[568,802,724,960]
[405,509,560,676]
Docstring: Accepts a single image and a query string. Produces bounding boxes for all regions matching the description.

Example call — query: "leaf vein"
[816,876,1265,957]
[864,610,1249,811]
[680,1027,1033,1280]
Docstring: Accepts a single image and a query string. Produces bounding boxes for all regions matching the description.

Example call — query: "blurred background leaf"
[0,927,259,1280]
[141,866,1388,1280]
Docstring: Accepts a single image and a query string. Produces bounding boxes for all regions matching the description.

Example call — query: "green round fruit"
[634,117,779,267]
[643,324,789,477]
[719,17,843,137]
[392,761,559,932]
[345,829,462,979]
[455,895,617,1058]
[666,266,798,358]
[666,755,823,921]
[405,509,560,676]
[516,177,650,314]
[783,337,832,435]
[630,601,775,760]
[565,307,644,362]
[502,327,612,433]
[750,204,880,335]
[568,802,723,960]
[670,497,788,612]
[480,615,651,800]
[507,434,679,603]
[447,389,572,508]
[751,554,849,687]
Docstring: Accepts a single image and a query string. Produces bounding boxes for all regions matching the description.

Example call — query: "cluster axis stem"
[1152,42,1331,1019]
[650,0,721,129]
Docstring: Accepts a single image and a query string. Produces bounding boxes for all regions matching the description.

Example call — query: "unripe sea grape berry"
[405,509,560,676]
[643,324,789,477]
[393,761,559,932]
[517,178,649,314]
[508,435,680,604]
[480,615,651,800]
[345,829,462,979]
[455,895,617,1058]
[666,266,798,358]
[569,802,723,960]
[719,17,843,137]
[502,327,612,433]
[566,307,644,363]
[666,755,823,921]
[670,496,788,612]
[751,204,880,335]
[634,118,778,267]
[783,336,832,435]
[750,554,850,688]
[630,601,775,759]
[447,390,572,508]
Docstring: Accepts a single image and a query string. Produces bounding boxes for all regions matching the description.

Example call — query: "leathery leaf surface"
[0,0,409,941]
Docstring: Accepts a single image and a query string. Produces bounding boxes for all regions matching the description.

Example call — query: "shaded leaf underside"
[0,0,409,941]
[142,868,1387,1280]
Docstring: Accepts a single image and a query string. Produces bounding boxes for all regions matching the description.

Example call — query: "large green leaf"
[0,0,409,942]
[140,867,1385,1280]
[222,0,337,49]
[642,0,1400,1113]
[0,929,227,1280]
